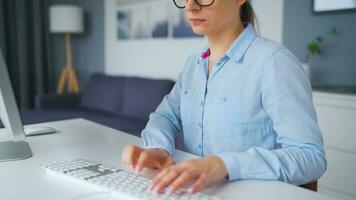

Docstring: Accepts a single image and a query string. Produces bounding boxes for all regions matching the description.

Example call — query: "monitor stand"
[0,46,33,162]
[0,141,32,162]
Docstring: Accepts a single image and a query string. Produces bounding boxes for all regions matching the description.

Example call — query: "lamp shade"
[49,5,84,34]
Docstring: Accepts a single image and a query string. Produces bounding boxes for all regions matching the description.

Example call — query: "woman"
[122,0,327,195]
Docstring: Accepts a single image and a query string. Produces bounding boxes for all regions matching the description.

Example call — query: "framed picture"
[313,0,356,13]
[171,8,197,38]
[131,6,149,39]
[117,9,130,39]
[148,2,169,38]
[116,0,200,40]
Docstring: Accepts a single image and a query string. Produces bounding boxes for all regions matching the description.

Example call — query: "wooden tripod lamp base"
[56,33,80,94]
[56,65,80,94]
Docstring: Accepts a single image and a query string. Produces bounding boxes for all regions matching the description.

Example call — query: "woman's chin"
[191,28,207,36]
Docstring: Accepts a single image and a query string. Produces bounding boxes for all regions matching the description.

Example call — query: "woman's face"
[184,0,246,36]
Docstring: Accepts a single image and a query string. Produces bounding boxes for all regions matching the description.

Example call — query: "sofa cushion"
[121,77,174,121]
[80,74,124,115]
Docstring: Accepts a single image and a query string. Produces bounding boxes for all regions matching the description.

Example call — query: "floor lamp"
[49,5,84,94]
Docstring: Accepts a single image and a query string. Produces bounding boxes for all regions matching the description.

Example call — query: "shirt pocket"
[180,88,197,125]
[206,95,242,123]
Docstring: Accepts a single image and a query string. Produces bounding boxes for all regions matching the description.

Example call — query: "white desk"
[0,118,337,200]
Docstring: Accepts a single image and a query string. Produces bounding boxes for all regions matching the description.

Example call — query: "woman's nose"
[184,0,200,11]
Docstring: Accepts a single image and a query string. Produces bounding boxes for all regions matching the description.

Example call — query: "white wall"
[251,0,284,43]
[105,0,284,80]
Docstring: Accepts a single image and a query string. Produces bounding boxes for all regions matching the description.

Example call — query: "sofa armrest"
[35,93,82,110]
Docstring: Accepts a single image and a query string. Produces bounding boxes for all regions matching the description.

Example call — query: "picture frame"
[313,0,356,14]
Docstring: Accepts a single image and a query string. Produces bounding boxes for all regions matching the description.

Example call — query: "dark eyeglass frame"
[173,0,215,9]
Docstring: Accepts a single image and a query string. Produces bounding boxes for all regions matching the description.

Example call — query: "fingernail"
[153,186,160,194]
[147,183,153,190]
[135,167,140,174]
[188,188,194,194]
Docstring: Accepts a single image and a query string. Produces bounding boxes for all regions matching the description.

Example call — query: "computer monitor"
[0,47,32,162]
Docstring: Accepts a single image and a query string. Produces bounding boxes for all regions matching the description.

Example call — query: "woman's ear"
[236,0,247,7]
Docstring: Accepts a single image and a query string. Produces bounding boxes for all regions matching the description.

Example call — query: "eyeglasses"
[173,0,215,9]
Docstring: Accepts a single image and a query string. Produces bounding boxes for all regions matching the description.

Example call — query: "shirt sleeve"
[216,48,327,185]
[141,56,195,156]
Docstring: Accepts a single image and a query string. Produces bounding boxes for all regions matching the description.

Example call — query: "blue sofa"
[0,74,175,137]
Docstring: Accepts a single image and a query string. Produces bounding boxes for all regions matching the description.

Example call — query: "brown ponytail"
[240,1,256,26]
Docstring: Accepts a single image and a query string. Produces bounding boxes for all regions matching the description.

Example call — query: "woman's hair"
[240,1,256,26]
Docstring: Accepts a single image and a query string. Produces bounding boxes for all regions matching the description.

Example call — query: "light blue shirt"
[141,24,326,185]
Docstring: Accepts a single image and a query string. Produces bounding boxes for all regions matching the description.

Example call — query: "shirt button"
[198,144,202,149]
[200,102,204,106]
[198,123,202,128]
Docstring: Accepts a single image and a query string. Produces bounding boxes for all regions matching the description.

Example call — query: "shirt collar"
[200,23,257,62]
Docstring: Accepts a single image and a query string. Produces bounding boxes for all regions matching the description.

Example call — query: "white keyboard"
[40,159,224,200]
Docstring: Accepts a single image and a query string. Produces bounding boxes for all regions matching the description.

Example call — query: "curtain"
[0,0,50,109]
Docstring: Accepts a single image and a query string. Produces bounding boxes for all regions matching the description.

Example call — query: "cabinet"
[313,91,356,200]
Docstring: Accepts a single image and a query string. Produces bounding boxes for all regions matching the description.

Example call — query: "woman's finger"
[167,170,199,194]
[149,168,171,189]
[121,145,141,166]
[151,169,180,194]
[134,150,150,173]
[188,173,209,194]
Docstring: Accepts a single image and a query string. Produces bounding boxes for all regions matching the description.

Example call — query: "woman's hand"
[149,156,228,194]
[121,145,175,173]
